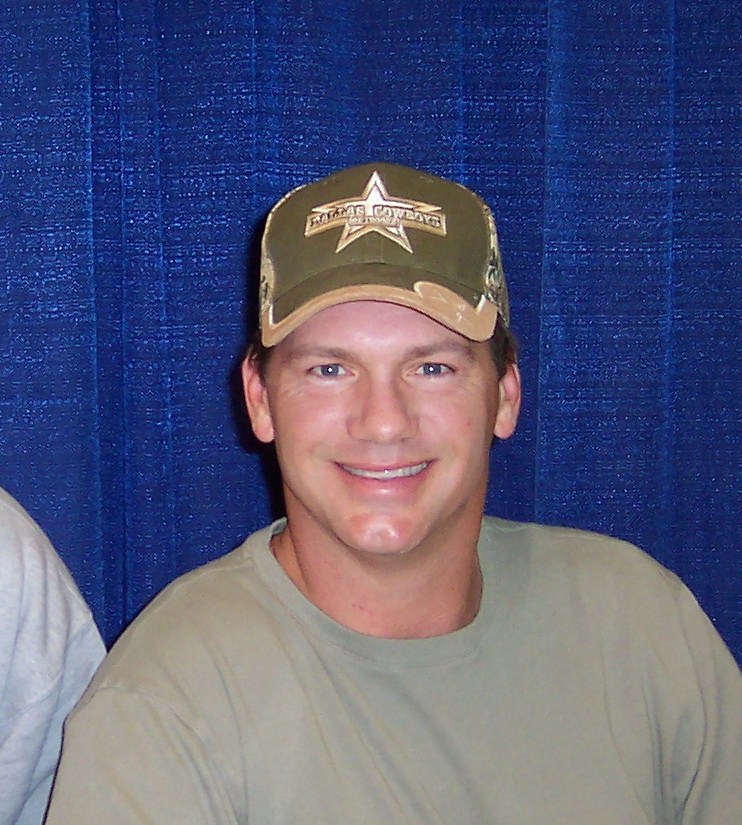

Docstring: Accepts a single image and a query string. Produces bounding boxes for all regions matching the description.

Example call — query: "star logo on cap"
[305,171,447,253]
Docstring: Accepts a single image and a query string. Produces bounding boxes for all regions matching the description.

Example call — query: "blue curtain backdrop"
[1,1,739,662]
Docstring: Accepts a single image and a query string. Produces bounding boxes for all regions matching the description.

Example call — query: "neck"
[270,523,484,639]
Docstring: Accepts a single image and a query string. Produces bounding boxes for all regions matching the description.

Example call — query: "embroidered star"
[305,171,446,254]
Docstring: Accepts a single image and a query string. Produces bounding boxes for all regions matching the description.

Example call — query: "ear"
[493,362,521,440]
[242,355,275,443]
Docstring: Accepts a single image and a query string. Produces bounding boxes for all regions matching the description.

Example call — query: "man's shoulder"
[479,516,729,676]
[69,521,312,737]
[479,515,687,616]
[82,523,283,693]
[482,515,677,576]
[118,521,277,632]
[479,516,740,684]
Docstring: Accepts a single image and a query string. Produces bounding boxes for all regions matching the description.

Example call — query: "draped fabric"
[1,1,739,661]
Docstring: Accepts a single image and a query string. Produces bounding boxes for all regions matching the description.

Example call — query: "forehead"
[277,300,471,353]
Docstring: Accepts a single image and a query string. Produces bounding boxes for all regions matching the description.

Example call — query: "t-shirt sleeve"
[46,688,242,825]
[671,582,742,824]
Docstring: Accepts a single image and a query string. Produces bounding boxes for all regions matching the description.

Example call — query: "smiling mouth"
[341,461,430,480]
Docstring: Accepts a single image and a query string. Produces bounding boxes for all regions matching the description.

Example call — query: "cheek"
[271,396,345,445]
[440,397,487,434]
[453,404,498,450]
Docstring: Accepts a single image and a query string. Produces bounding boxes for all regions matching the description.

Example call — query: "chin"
[341,516,424,557]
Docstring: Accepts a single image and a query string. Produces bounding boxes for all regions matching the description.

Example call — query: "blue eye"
[311,364,346,377]
[418,363,450,376]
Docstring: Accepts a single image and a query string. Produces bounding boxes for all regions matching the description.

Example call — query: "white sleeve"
[0,490,106,825]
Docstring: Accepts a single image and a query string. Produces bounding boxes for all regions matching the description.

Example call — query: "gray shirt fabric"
[0,488,105,825]
[46,517,741,824]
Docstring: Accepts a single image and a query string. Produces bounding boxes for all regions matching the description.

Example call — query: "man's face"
[243,300,520,561]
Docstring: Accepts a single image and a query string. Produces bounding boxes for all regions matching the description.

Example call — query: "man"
[47,163,740,823]
[0,487,105,825]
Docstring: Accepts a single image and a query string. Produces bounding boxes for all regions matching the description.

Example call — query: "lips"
[340,461,430,480]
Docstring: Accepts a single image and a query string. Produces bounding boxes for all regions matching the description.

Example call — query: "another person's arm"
[0,489,105,825]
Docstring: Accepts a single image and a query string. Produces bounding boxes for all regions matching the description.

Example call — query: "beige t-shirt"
[47,517,742,824]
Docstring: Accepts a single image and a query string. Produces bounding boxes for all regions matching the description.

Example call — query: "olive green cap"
[259,162,510,346]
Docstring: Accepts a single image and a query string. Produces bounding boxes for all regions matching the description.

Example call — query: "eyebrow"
[405,341,477,362]
[284,345,356,362]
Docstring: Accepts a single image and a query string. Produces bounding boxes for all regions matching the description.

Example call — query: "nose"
[347,374,417,444]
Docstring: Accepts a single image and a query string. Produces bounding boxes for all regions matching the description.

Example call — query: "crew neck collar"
[250,519,501,669]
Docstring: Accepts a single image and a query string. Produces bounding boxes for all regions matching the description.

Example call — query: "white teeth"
[343,462,429,480]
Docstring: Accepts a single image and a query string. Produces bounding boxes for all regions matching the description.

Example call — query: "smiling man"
[47,163,741,824]
[244,298,516,639]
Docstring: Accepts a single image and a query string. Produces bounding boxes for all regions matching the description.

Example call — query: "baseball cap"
[259,162,510,346]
